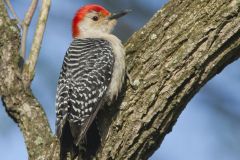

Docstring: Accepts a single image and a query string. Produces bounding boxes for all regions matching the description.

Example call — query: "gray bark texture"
[1,0,240,160]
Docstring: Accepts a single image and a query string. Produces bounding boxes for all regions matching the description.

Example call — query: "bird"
[55,4,130,160]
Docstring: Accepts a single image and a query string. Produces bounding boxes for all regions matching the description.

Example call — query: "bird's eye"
[92,16,99,21]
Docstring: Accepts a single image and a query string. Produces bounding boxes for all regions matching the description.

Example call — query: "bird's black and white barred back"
[56,38,114,146]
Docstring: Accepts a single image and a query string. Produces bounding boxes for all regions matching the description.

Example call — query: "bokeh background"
[1,0,240,160]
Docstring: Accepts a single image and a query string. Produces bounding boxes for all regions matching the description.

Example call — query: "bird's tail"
[60,121,79,160]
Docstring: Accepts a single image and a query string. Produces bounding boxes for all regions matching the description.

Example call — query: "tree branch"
[21,0,39,58]
[22,0,51,87]
[3,0,21,25]
[96,0,240,159]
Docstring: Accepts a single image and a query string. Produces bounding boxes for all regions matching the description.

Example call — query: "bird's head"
[72,4,130,38]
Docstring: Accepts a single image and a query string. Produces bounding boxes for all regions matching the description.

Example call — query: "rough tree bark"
[0,1,59,160]
[1,0,240,160]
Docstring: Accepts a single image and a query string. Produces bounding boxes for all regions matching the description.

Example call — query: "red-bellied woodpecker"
[55,4,130,160]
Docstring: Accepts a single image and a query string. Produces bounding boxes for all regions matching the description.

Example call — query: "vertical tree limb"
[4,0,21,24]
[21,0,39,58]
[22,0,51,87]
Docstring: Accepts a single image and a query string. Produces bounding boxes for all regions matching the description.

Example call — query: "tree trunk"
[0,1,59,160]
[1,0,240,160]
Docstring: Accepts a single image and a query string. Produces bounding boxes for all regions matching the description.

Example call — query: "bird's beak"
[108,9,132,20]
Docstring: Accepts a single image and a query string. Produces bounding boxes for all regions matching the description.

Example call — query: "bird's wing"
[56,38,114,145]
